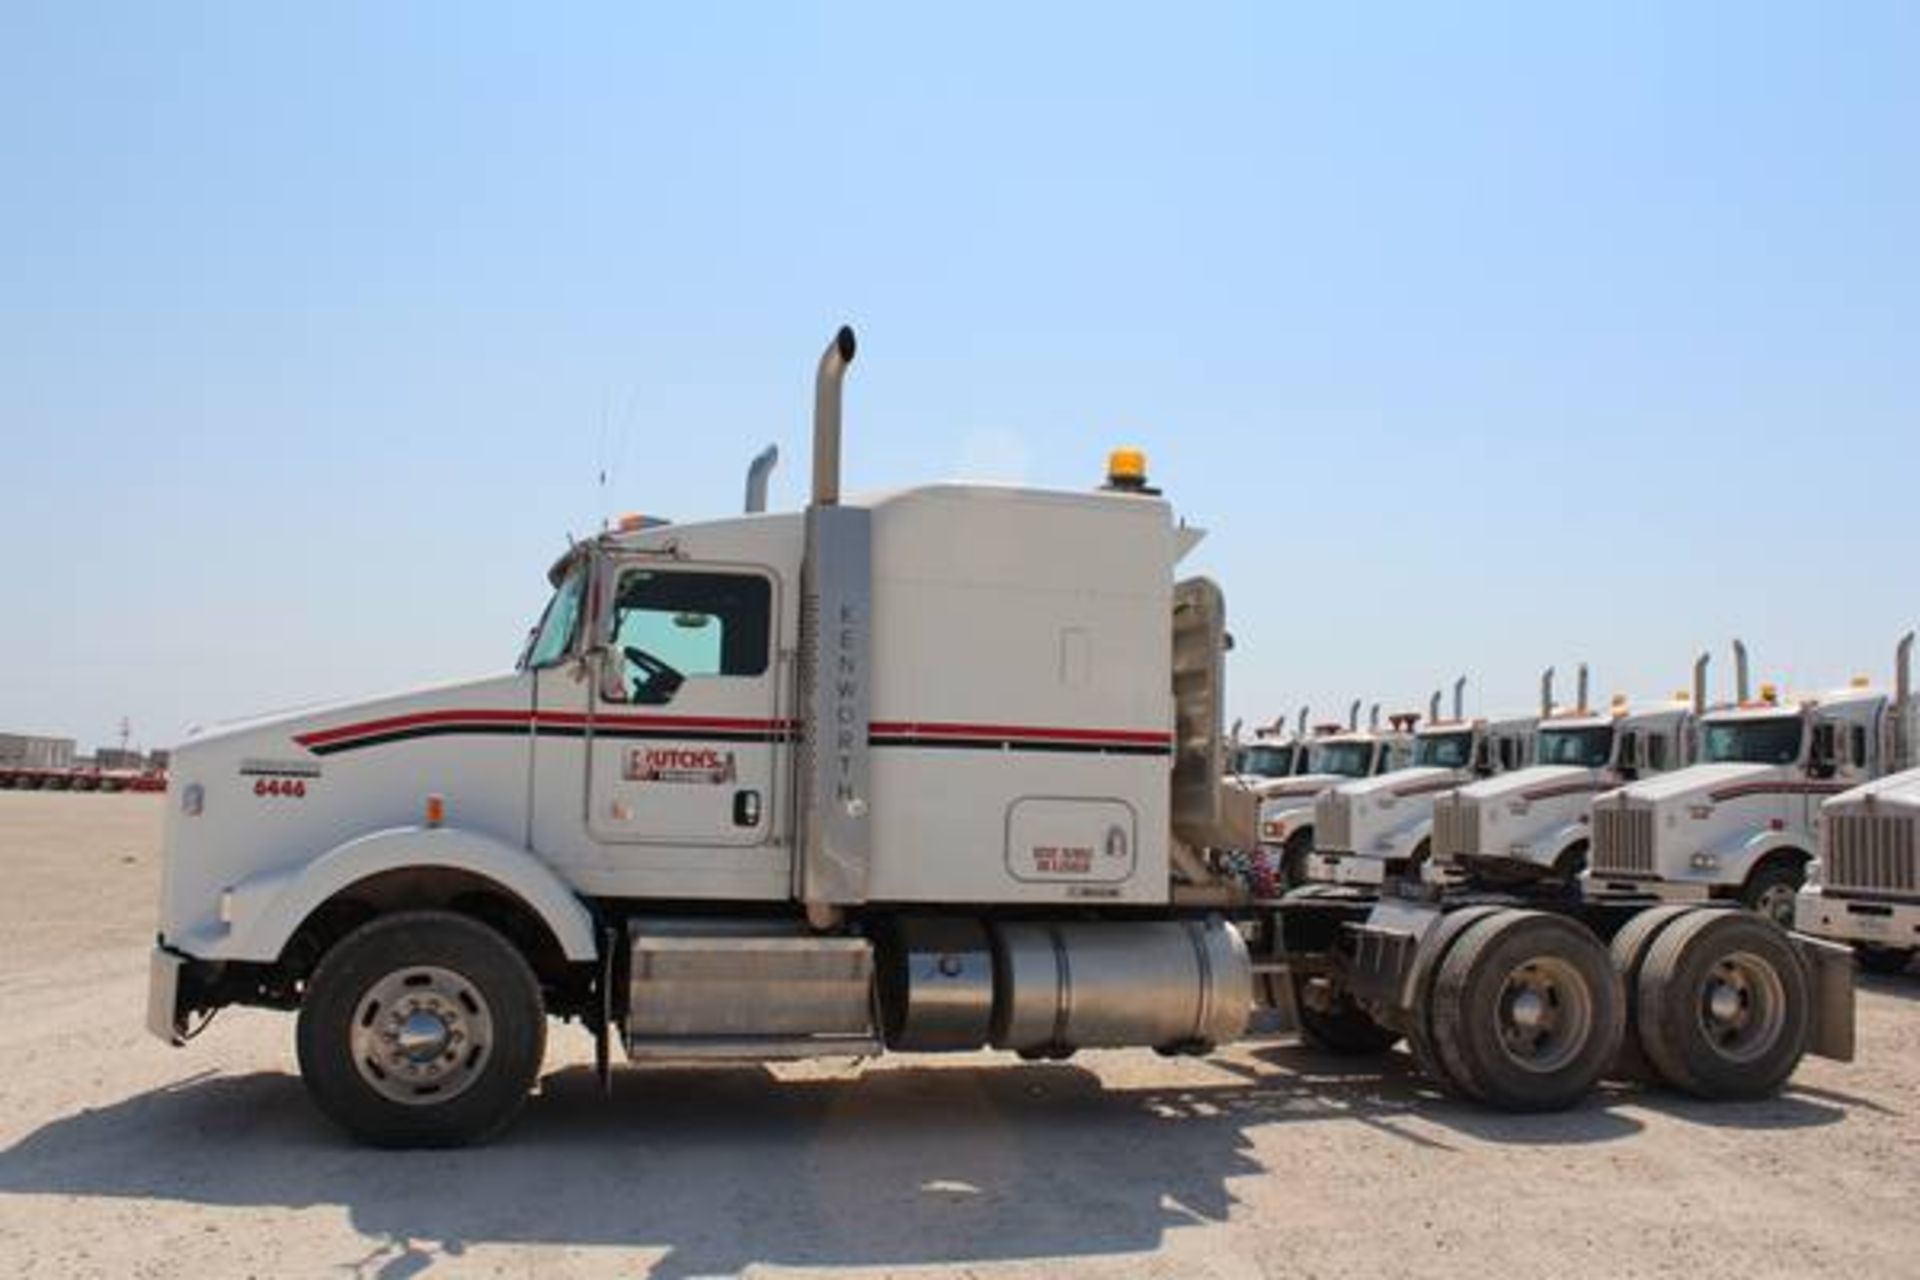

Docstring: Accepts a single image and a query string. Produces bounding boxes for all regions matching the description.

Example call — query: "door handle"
[733,789,762,828]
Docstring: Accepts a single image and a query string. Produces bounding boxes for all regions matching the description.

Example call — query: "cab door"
[586,562,784,848]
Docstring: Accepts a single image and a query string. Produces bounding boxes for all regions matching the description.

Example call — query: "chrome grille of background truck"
[1824,812,1917,895]
[1314,793,1351,851]
[1432,799,1479,863]
[1592,805,1654,875]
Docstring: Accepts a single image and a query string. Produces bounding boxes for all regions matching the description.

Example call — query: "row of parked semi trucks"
[1230,636,1919,976]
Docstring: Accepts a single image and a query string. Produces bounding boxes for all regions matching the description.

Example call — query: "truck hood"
[1828,768,1920,814]
[1455,765,1588,804]
[1251,774,1347,800]
[173,673,525,763]
[1335,767,1458,800]
[1615,762,1780,806]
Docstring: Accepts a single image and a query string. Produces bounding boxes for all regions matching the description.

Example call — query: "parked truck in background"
[1587,637,1916,928]
[147,329,1857,1142]
[1796,635,1919,976]
[1253,701,1414,890]
[1432,662,1698,887]
[1231,709,1310,782]
[1306,677,1538,889]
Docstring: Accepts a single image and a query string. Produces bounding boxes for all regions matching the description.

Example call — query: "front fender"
[213,826,600,964]
[1527,820,1591,870]
[1699,827,1809,884]
[1374,817,1434,862]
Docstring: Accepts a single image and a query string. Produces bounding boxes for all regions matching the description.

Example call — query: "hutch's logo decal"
[626,746,737,785]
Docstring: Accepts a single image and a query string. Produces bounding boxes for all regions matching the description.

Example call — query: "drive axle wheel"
[1608,905,1697,1080]
[1636,909,1809,1100]
[1401,904,1510,1099]
[1430,911,1623,1112]
[297,910,546,1147]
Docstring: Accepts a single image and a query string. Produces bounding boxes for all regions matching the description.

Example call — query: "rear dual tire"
[1426,911,1623,1111]
[1629,909,1809,1100]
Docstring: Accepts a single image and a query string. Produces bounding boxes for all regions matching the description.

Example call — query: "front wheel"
[1279,831,1315,892]
[1738,860,1805,930]
[296,910,547,1147]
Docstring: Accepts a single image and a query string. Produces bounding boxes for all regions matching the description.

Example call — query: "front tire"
[1280,831,1314,892]
[297,910,547,1148]
[1738,859,1805,930]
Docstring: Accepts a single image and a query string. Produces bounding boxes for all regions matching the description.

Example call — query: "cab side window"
[609,570,771,705]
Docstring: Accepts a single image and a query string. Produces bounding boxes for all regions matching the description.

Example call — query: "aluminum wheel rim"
[1492,955,1593,1074]
[349,964,494,1106]
[1696,950,1786,1064]
[1753,882,1797,930]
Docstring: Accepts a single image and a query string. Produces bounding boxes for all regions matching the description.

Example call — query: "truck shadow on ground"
[0,1048,1849,1279]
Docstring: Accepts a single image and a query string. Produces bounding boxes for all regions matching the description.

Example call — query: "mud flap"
[1793,933,1856,1062]
[146,947,186,1046]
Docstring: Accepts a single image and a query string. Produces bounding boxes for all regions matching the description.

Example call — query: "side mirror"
[594,646,630,704]
[1809,724,1838,778]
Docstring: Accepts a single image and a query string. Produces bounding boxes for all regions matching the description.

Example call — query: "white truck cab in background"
[1588,637,1916,928]
[1254,702,1414,889]
[1307,676,1537,888]
[1797,634,1920,974]
[1797,767,1920,975]
[1432,661,1699,885]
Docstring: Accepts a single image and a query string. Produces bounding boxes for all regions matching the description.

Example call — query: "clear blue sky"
[3,3,1915,752]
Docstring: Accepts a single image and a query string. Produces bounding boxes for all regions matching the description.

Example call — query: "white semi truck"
[1797,767,1920,976]
[1253,703,1414,889]
[149,329,1856,1142]
[1588,637,1916,929]
[1794,634,1917,975]
[1431,663,1698,887]
[1305,678,1538,888]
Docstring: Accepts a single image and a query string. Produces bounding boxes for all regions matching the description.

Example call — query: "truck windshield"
[1413,732,1473,769]
[1700,716,1803,765]
[521,564,587,670]
[1309,741,1376,778]
[1536,726,1613,768]
[1236,745,1296,778]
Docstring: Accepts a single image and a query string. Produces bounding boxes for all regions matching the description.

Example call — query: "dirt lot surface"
[2,792,1916,1279]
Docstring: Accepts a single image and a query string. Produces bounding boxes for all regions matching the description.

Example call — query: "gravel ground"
[1,791,1915,1279]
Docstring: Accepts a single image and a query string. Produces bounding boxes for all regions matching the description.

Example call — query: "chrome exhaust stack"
[1348,699,1361,731]
[1369,702,1381,733]
[1693,652,1710,716]
[1296,706,1309,739]
[1896,631,1915,771]
[811,326,858,507]
[1429,690,1442,724]
[798,325,870,925]
[1576,663,1590,715]
[744,444,779,514]
[1540,667,1555,719]
[1734,638,1750,704]
[1452,676,1467,722]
